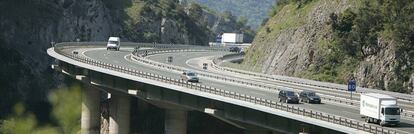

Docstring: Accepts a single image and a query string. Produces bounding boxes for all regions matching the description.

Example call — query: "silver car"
[180,70,199,82]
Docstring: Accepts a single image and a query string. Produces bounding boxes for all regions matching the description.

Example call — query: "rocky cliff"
[0,0,117,118]
[0,0,244,118]
[244,0,414,93]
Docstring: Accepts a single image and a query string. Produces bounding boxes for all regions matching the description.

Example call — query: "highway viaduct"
[47,42,414,134]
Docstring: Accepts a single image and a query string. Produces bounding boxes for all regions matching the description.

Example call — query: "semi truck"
[360,93,402,126]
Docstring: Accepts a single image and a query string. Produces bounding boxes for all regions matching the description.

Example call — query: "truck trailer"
[360,93,401,126]
[221,33,243,44]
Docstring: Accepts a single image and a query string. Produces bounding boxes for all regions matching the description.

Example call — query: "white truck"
[221,33,243,44]
[360,93,402,126]
[107,37,121,51]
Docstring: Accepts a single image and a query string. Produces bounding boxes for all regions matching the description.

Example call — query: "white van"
[107,37,120,51]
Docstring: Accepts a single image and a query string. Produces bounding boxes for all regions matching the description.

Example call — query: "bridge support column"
[109,93,130,134]
[165,109,187,134]
[81,86,101,134]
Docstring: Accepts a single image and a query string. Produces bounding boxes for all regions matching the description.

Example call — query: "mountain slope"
[243,0,414,93]
[0,0,246,119]
[189,0,275,28]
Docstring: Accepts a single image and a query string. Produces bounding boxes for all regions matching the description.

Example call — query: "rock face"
[354,39,397,89]
[0,0,117,117]
[244,0,414,93]
[0,0,243,118]
[246,0,355,75]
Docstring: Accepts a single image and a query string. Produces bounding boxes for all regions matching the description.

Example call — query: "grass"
[243,0,320,68]
[265,0,319,37]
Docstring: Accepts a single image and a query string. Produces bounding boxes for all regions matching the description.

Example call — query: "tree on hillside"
[0,85,82,134]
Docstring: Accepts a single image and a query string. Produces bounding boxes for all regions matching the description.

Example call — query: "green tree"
[0,85,82,134]
[0,103,58,134]
[188,3,203,20]
[48,85,81,134]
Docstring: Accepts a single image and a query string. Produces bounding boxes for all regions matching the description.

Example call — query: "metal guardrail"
[125,44,414,122]
[134,48,228,57]
[131,45,414,120]
[53,43,401,134]
[133,48,363,104]
[211,54,414,103]
[211,55,414,119]
[132,51,357,105]
[129,47,402,133]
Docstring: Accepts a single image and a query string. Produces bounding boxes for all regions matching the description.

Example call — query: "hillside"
[189,0,275,28]
[0,0,248,119]
[242,0,414,93]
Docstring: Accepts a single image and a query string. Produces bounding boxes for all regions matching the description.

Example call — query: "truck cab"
[379,105,401,125]
[107,37,120,51]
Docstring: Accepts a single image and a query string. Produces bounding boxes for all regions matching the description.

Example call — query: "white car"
[107,37,120,51]
[180,70,199,82]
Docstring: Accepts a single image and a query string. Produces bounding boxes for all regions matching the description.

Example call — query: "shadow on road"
[394,122,414,128]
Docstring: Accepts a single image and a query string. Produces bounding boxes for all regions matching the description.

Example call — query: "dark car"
[278,90,299,104]
[229,47,241,53]
[299,91,321,104]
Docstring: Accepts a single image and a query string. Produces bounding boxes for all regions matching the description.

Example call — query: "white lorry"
[107,37,121,51]
[221,33,243,44]
[360,93,402,126]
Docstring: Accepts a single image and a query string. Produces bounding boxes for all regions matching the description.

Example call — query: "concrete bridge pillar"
[165,109,188,134]
[81,86,101,134]
[109,93,131,134]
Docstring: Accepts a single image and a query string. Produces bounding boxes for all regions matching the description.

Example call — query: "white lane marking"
[128,54,280,96]
[81,48,414,126]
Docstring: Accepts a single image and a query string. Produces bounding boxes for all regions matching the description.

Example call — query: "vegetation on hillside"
[104,0,210,44]
[213,11,257,43]
[243,0,413,93]
[190,0,275,28]
[244,0,318,67]
[309,0,414,93]
[0,85,81,134]
[268,0,315,17]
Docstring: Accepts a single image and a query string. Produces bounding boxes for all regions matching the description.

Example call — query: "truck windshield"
[385,108,400,115]
[109,41,118,45]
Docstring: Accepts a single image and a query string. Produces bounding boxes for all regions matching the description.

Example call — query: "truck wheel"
[278,98,282,102]
[365,117,369,123]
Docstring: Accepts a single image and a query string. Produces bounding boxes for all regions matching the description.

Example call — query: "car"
[229,47,241,53]
[107,37,121,51]
[278,90,299,104]
[180,70,199,82]
[299,91,321,104]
